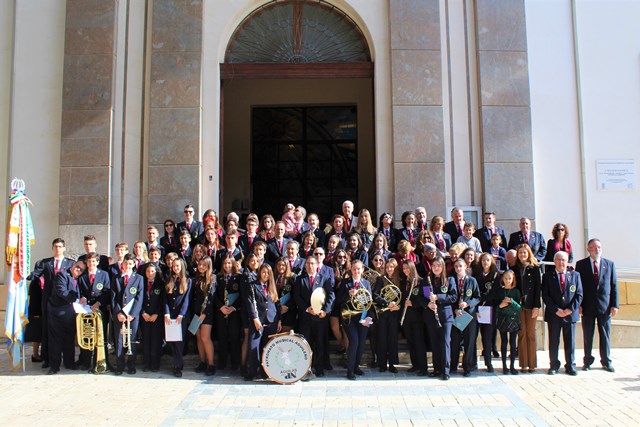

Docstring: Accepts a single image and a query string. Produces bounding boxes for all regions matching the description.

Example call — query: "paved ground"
[1,347,638,426]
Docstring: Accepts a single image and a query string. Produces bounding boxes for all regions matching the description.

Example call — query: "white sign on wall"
[596,159,637,191]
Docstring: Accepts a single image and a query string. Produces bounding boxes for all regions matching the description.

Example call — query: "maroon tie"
[147,280,153,294]
[262,283,268,297]
[560,273,565,293]
[187,222,191,231]
[437,234,444,250]
[290,259,294,269]
[278,240,283,253]
[354,281,359,290]
[310,275,315,286]
[249,236,254,247]
[90,273,95,284]
[385,229,389,239]
[593,261,599,283]
[524,233,529,245]
[459,278,464,294]
[125,275,130,286]
[54,259,60,274]
[458,226,463,237]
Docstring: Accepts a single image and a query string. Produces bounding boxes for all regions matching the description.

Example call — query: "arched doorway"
[220,0,375,225]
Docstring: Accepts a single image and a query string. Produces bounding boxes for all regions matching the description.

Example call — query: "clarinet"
[427,275,442,328]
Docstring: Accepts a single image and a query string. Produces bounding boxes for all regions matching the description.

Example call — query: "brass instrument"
[76,311,108,374]
[341,287,373,319]
[121,317,133,356]
[377,282,402,313]
[400,278,417,326]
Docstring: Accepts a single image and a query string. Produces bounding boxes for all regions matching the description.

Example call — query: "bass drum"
[262,331,312,384]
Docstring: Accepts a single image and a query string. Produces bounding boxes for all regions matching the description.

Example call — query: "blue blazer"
[111,272,144,319]
[432,276,458,322]
[142,277,165,316]
[453,275,481,316]
[78,269,111,307]
[48,268,80,308]
[508,231,547,262]
[542,270,583,323]
[294,272,335,321]
[164,278,192,319]
[474,226,507,252]
[576,257,618,317]
[29,257,76,309]
[244,281,281,324]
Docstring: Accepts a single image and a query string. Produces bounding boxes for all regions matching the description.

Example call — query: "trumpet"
[76,310,108,374]
[341,287,373,319]
[121,317,133,356]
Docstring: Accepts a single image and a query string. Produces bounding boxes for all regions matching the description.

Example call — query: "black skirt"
[497,316,521,333]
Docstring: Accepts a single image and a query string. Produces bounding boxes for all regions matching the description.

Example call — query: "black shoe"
[603,365,615,373]
[324,364,333,371]
[368,361,378,368]
[428,371,441,378]
[47,369,58,375]
[417,370,428,377]
[566,369,578,376]
[510,368,518,375]
[205,365,216,376]
[441,374,450,381]
[316,371,325,378]
[487,365,494,373]
[42,362,50,369]
[378,366,387,373]
[195,362,206,373]
[548,369,558,375]
[244,374,255,381]
[174,368,182,378]
[143,366,149,372]
[151,366,159,372]
[31,355,42,363]
[389,365,398,374]
[582,364,591,371]
[65,364,78,371]
[347,372,356,380]
[335,348,346,355]
[127,368,136,375]
[492,350,500,358]
[79,364,90,371]
[463,371,471,377]
[113,370,123,376]
[354,367,364,376]
[407,366,418,373]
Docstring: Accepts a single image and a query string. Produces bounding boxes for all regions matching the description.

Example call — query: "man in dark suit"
[177,204,204,244]
[508,217,547,262]
[77,234,110,271]
[542,251,583,376]
[294,256,335,378]
[47,260,86,374]
[145,225,165,259]
[266,221,291,265]
[415,206,429,232]
[576,238,618,372]
[474,212,508,253]
[443,207,465,243]
[28,238,76,369]
[306,213,326,248]
[285,240,306,276]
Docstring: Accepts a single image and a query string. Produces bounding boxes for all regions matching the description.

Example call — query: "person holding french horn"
[373,258,402,373]
[243,263,281,381]
[341,260,374,380]
[400,260,428,376]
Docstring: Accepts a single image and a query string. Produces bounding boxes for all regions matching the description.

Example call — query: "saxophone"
[76,310,108,374]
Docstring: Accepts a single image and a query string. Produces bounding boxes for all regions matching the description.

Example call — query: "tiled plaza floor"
[1,347,638,426]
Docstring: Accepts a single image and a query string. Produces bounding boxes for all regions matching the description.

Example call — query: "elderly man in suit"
[508,217,547,262]
[542,251,583,376]
[576,238,618,372]
[443,207,465,243]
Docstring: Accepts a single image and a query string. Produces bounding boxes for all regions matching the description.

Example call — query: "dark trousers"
[47,304,76,370]
[426,315,452,375]
[500,330,517,367]
[582,313,612,367]
[346,317,368,373]
[299,317,328,374]
[247,321,279,378]
[41,304,50,363]
[548,319,576,371]
[478,322,494,368]
[376,311,399,368]
[167,319,189,369]
[402,308,426,371]
[141,317,164,369]
[113,318,139,370]
[215,312,242,369]
[451,316,477,373]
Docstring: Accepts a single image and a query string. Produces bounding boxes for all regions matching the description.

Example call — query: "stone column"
[59,0,116,256]
[147,0,202,224]
[389,0,445,219]
[476,0,534,229]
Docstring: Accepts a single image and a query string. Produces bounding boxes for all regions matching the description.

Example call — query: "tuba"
[76,311,108,374]
[341,287,373,319]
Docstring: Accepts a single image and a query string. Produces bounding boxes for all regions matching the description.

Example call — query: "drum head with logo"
[262,332,312,384]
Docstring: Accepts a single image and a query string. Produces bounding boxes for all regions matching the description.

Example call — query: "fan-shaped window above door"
[226,0,371,64]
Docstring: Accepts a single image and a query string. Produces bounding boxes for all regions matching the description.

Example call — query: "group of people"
[25,202,619,381]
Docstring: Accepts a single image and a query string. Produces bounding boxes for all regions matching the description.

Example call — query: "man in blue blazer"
[177,204,204,244]
[294,256,335,378]
[576,238,618,372]
[474,212,507,253]
[542,251,583,376]
[508,217,547,262]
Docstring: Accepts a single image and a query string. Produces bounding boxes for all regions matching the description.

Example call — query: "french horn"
[341,287,373,319]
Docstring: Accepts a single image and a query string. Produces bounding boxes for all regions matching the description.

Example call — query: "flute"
[400,277,417,326]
